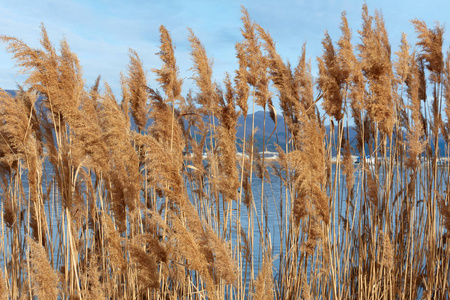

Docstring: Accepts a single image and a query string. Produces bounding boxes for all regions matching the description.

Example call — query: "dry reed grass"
[0,4,449,299]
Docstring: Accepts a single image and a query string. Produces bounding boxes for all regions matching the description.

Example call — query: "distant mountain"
[236,111,360,153]
[2,90,446,156]
[236,111,287,151]
[4,90,17,97]
[236,112,448,157]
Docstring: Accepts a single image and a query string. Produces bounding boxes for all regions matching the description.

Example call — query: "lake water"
[2,156,449,298]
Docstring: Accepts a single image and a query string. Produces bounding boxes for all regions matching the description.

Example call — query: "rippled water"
[2,157,449,297]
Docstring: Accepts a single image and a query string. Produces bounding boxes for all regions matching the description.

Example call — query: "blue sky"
[1,0,449,107]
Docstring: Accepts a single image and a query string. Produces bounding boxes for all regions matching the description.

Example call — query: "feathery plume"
[253,251,274,300]
[81,255,105,299]
[445,51,450,141]
[216,75,239,201]
[381,232,394,271]
[337,12,354,83]
[120,72,131,127]
[294,45,316,120]
[437,192,450,233]
[256,23,297,131]
[99,84,141,231]
[239,6,261,89]
[153,26,183,105]
[0,88,32,164]
[188,28,216,113]
[204,226,237,284]
[103,214,126,271]
[418,59,427,102]
[357,4,394,135]
[0,268,9,300]
[366,167,379,208]
[317,31,345,121]
[170,210,216,299]
[301,272,311,300]
[126,49,148,131]
[127,241,160,290]
[411,20,444,84]
[412,20,444,139]
[405,54,425,169]
[235,42,250,116]
[27,236,59,299]
[394,33,411,85]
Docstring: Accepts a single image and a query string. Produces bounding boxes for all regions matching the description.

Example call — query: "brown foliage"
[153,26,183,104]
[253,251,274,300]
[126,49,148,131]
[317,32,345,121]
[412,19,444,83]
[188,28,216,113]
[27,237,59,299]
[358,5,394,135]
[1,6,450,299]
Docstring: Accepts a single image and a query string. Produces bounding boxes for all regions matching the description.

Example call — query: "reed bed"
[0,4,449,299]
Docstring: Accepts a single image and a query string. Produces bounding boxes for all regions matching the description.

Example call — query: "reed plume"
[0,269,9,300]
[317,31,345,121]
[204,225,237,285]
[253,251,274,300]
[337,12,355,85]
[73,86,109,172]
[148,93,185,165]
[394,33,411,138]
[102,214,126,272]
[256,23,298,136]
[300,272,311,300]
[0,89,35,164]
[153,25,183,104]
[235,42,250,116]
[142,108,185,205]
[240,139,254,209]
[239,6,263,91]
[27,236,59,299]
[358,5,394,135]
[216,75,239,202]
[381,232,394,271]
[405,54,425,170]
[445,51,450,139]
[412,20,444,140]
[1,7,449,299]
[294,45,316,121]
[394,33,411,86]
[127,238,160,290]
[153,25,185,155]
[438,192,450,233]
[295,68,327,212]
[365,166,379,209]
[188,28,216,114]
[411,20,444,84]
[99,83,141,231]
[120,72,131,127]
[337,12,366,158]
[81,254,105,299]
[126,49,148,131]
[1,180,16,228]
[169,210,217,298]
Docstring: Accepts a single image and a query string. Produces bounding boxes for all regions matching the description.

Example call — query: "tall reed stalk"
[0,4,449,299]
